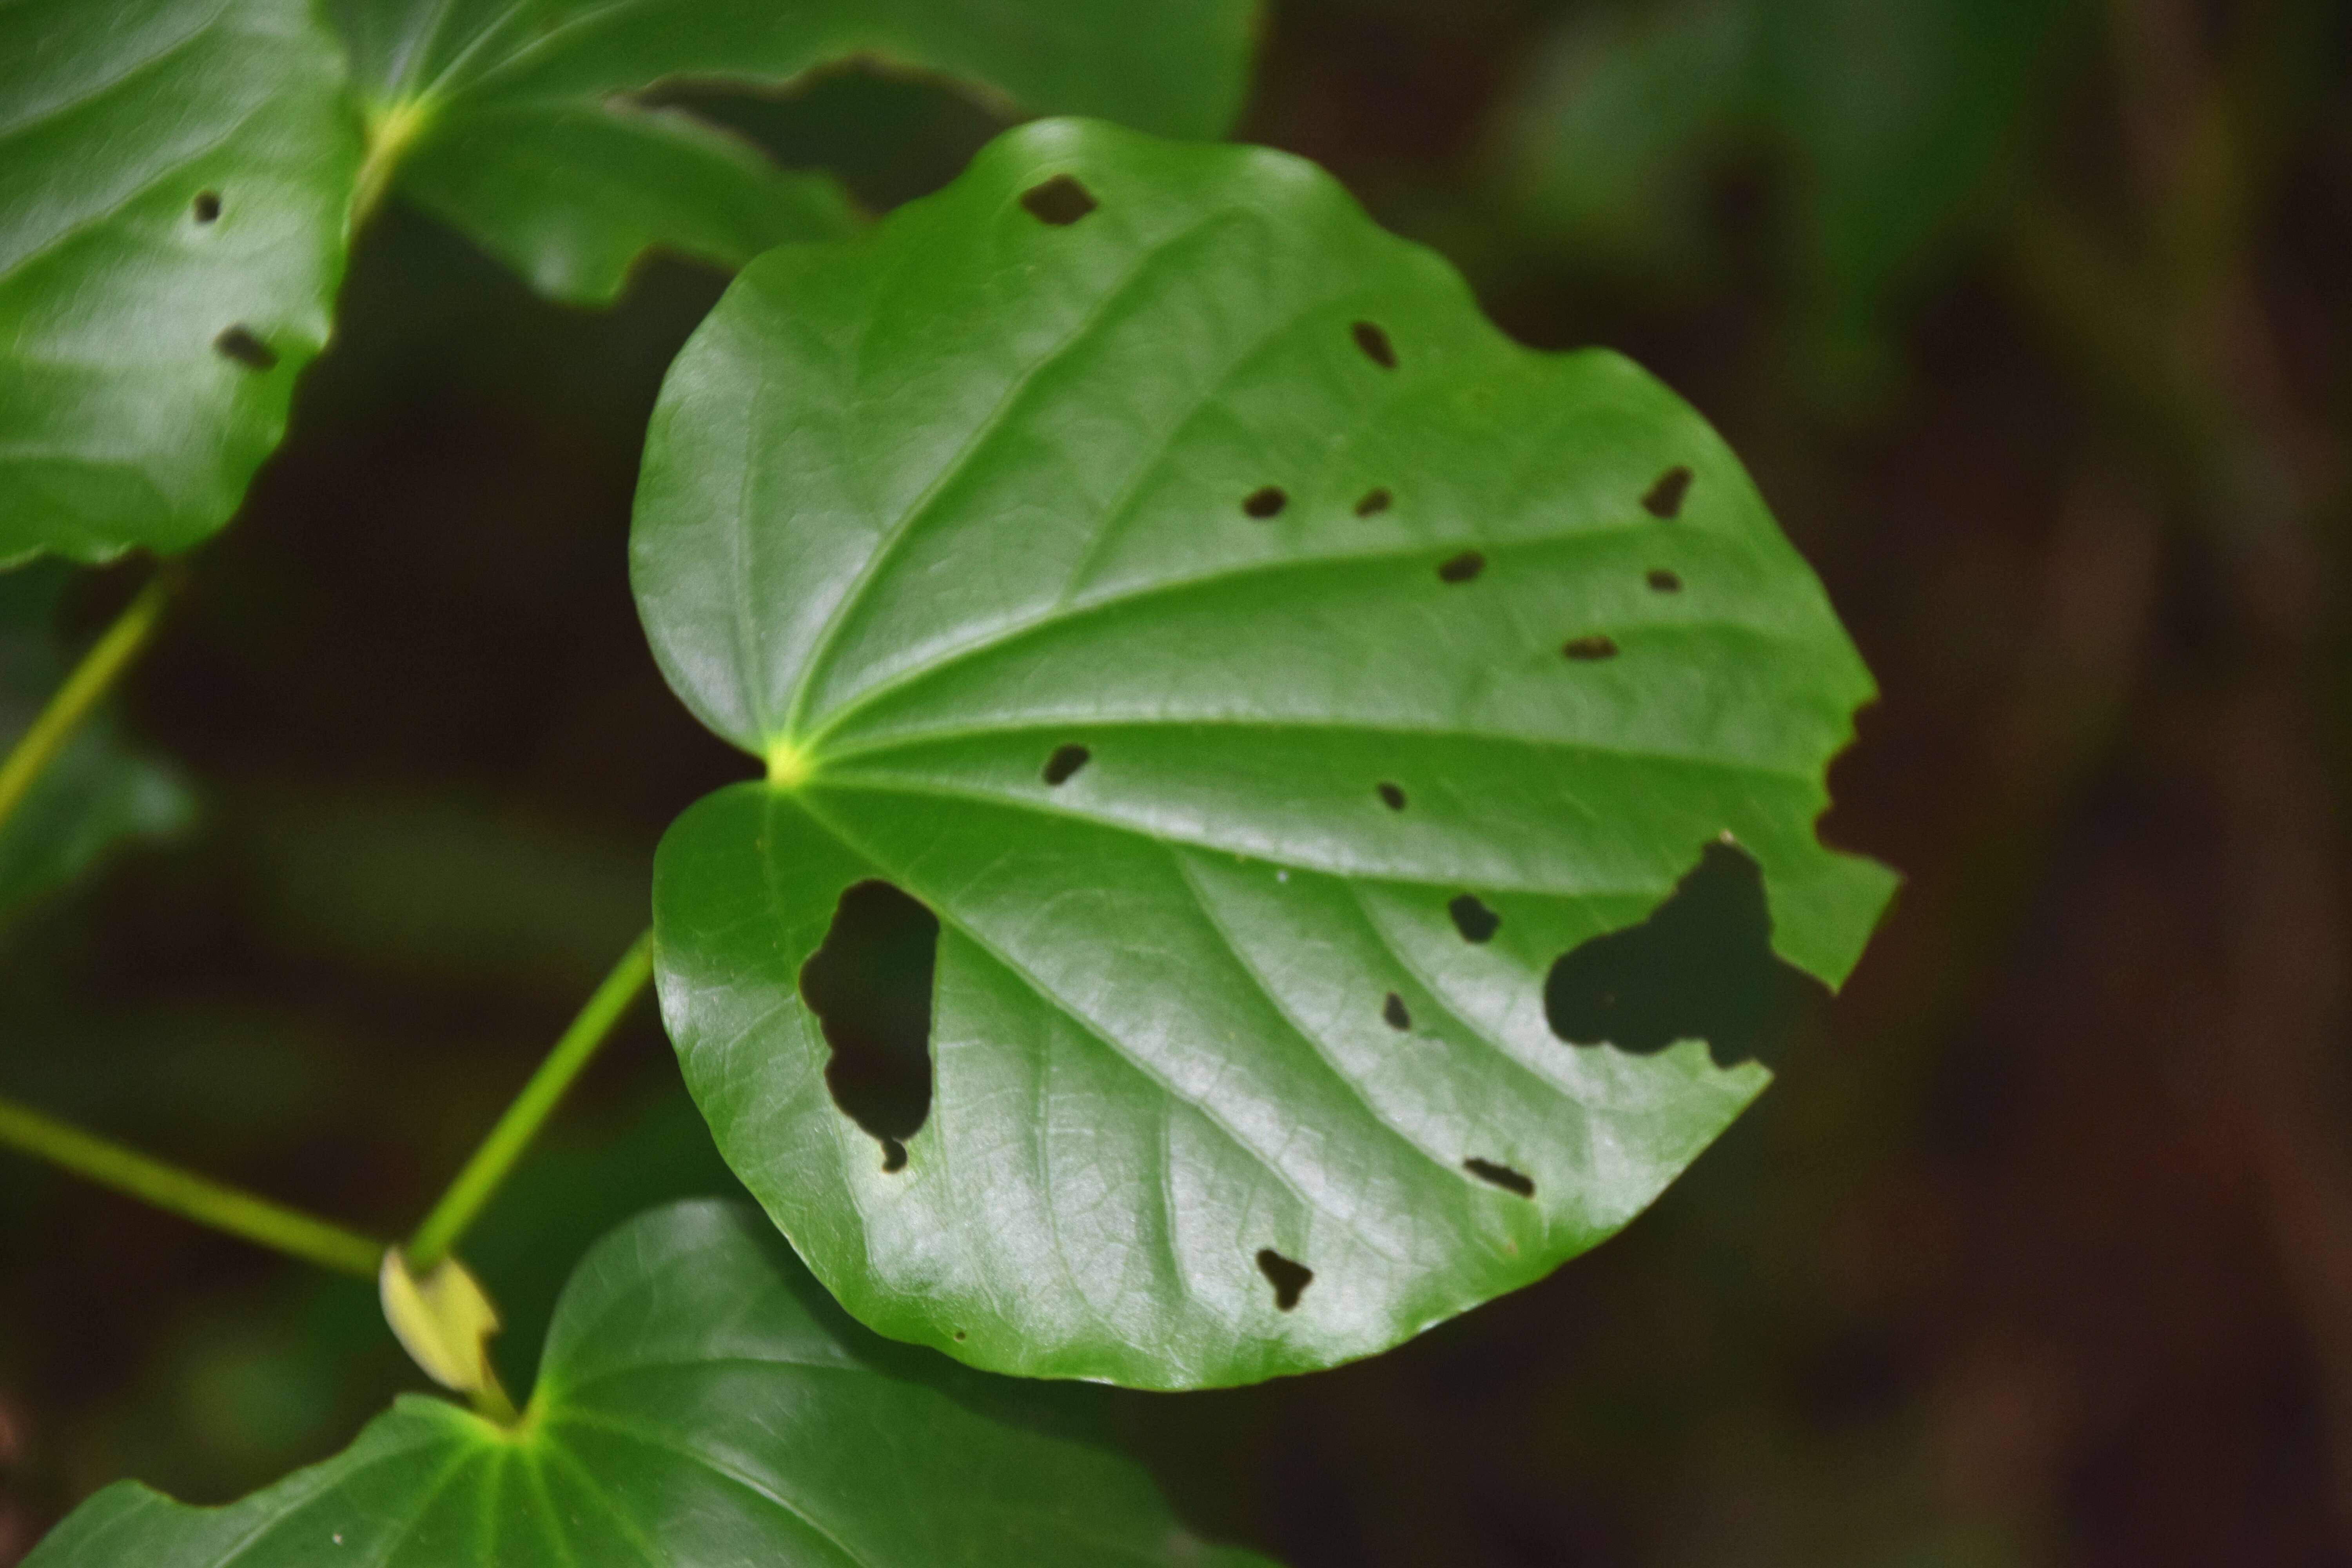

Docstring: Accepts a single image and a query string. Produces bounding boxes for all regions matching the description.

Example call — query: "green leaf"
[636,119,1894,1388]
[1495,0,2084,387]
[0,0,361,563]
[0,570,194,923]
[1764,0,2083,370]
[26,1200,1272,1567]
[1494,0,1762,281]
[332,0,1259,303]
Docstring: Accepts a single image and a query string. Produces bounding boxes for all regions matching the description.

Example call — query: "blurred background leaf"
[1495,0,2091,399]
[0,570,195,929]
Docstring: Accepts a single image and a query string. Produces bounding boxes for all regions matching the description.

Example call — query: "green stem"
[0,1094,384,1276]
[0,570,175,839]
[406,931,655,1271]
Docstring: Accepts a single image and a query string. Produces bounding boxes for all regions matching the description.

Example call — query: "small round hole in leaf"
[1437,550,1484,584]
[1351,321,1397,369]
[1376,781,1406,810]
[192,190,221,223]
[1243,486,1287,519]
[1020,174,1097,226]
[1562,635,1618,661]
[1642,466,1693,518]
[1647,568,1682,593]
[1382,992,1411,1030]
[213,326,276,371]
[1355,488,1392,517]
[1256,1248,1312,1310]
[1042,743,1090,785]
[1448,894,1500,943]
[1463,1157,1535,1197]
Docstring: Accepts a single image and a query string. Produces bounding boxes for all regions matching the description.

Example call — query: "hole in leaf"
[800,880,938,1169]
[1352,321,1397,368]
[1562,635,1618,661]
[1243,485,1287,519]
[1355,488,1392,517]
[1448,894,1500,943]
[1437,550,1485,584]
[192,190,221,223]
[1383,992,1411,1030]
[1642,466,1693,518]
[1647,568,1682,593]
[1042,743,1090,785]
[1544,842,1819,1069]
[1463,1158,1535,1197]
[953,1330,968,1341]
[1020,174,1097,225]
[1376,781,1406,811]
[1256,1248,1312,1310]
[212,326,276,371]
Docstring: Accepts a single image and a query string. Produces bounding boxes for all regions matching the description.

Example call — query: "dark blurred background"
[4,1,2350,1563]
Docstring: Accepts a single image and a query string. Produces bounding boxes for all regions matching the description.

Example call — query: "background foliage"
[1,1,2348,1564]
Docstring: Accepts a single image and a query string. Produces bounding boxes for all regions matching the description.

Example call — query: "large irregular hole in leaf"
[1042,743,1090,785]
[1448,893,1501,943]
[1544,842,1820,1069]
[1256,1248,1312,1310]
[1642,465,1694,518]
[1461,1157,1535,1197]
[799,881,940,1171]
[1020,173,1098,225]
[212,325,277,371]
[1352,320,1397,368]
[1243,485,1287,519]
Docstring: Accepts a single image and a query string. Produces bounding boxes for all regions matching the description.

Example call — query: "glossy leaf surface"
[638,120,1895,1388]
[0,0,359,562]
[27,1200,1272,1567]
[332,0,1258,302]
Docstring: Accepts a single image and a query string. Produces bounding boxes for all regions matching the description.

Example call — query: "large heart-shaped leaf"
[0,0,361,563]
[636,119,1895,1388]
[332,0,1260,303]
[27,1199,1272,1566]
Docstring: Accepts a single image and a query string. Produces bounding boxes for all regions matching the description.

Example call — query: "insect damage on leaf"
[800,882,939,1172]
[639,118,1895,1391]
[1256,1248,1314,1310]
[1022,173,1100,225]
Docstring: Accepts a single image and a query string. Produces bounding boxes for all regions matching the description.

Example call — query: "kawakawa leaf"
[27,1200,1273,1567]
[0,0,361,563]
[330,0,1260,303]
[636,118,1896,1390]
